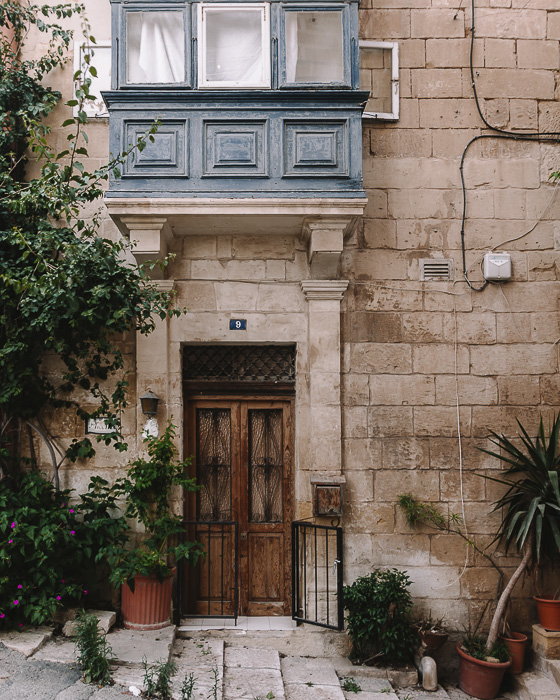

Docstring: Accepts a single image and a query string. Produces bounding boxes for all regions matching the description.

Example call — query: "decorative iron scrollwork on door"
[249,409,283,523]
[196,408,232,521]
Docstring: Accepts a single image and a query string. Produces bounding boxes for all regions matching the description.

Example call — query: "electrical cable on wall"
[460,0,560,291]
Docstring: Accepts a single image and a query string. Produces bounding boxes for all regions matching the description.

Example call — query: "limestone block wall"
[344,0,560,631]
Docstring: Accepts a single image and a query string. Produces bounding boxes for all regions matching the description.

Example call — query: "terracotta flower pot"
[457,644,512,700]
[418,629,449,654]
[499,632,527,675]
[534,595,560,631]
[121,570,175,630]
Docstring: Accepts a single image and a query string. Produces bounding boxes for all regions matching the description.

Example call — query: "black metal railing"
[292,520,343,631]
[175,520,238,625]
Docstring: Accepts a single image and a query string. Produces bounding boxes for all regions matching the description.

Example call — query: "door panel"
[186,398,292,616]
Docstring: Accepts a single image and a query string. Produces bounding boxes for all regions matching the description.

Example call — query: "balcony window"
[198,3,270,88]
[126,11,186,84]
[285,10,344,84]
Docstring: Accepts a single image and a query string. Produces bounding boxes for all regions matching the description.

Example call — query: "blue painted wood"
[107,0,365,200]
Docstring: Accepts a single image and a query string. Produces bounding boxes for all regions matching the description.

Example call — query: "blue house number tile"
[230,319,247,330]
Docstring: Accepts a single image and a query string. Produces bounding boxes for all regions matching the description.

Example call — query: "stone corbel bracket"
[118,216,173,279]
[302,216,358,280]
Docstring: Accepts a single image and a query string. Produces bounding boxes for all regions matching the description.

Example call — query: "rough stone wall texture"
[19,0,560,633]
[346,1,560,631]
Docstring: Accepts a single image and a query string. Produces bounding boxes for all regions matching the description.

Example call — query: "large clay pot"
[534,595,560,631]
[457,644,512,700]
[121,570,175,630]
[499,632,527,675]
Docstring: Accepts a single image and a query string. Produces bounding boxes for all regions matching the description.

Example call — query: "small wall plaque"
[85,417,114,434]
[229,319,247,330]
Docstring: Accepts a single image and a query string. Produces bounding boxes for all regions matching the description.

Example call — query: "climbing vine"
[0,2,176,481]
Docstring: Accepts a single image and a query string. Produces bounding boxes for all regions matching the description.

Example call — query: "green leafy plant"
[74,609,113,686]
[343,568,417,666]
[0,471,126,627]
[341,676,361,692]
[104,423,204,589]
[461,634,509,664]
[180,672,197,700]
[209,665,220,700]
[475,413,560,650]
[0,1,179,487]
[142,657,177,699]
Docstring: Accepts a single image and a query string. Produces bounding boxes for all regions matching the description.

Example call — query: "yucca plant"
[479,413,560,650]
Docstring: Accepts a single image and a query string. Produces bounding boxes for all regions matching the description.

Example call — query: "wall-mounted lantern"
[140,390,159,416]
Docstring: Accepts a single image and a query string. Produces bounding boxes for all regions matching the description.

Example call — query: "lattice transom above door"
[183,345,296,383]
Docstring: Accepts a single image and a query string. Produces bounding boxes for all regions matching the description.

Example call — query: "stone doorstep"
[178,626,352,658]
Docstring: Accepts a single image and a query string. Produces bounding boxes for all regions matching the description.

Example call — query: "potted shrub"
[453,413,560,698]
[343,568,417,667]
[105,422,204,630]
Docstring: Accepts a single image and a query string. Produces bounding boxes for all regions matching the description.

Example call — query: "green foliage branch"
[0,470,127,627]
[0,2,178,477]
[343,568,417,666]
[103,423,204,589]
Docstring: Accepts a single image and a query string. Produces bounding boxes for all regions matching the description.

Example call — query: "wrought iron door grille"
[183,345,296,383]
[292,521,344,631]
[175,520,238,623]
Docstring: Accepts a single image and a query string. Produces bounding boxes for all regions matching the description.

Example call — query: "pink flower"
[13,600,18,606]
[83,590,88,595]
[0,613,5,618]
[62,579,65,583]
[18,623,22,627]
[8,540,13,544]
[70,531,75,535]
[69,509,74,513]
[56,596,61,601]
[10,522,15,529]
[17,585,22,589]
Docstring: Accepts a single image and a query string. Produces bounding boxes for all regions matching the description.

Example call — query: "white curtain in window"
[205,9,263,83]
[285,11,343,84]
[127,12,184,84]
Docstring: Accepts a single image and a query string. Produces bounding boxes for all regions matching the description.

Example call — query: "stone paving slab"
[224,666,284,700]
[282,656,341,686]
[32,637,77,664]
[396,686,450,699]
[171,638,224,700]
[345,693,398,700]
[108,625,176,665]
[0,626,54,657]
[511,669,560,700]
[339,675,396,693]
[285,683,345,700]
[225,645,281,670]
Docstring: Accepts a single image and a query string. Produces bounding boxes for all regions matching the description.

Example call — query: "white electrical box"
[483,252,512,281]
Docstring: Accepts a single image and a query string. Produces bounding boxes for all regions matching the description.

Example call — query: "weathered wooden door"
[185,398,293,616]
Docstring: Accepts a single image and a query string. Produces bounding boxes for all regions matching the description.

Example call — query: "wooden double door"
[185,398,293,616]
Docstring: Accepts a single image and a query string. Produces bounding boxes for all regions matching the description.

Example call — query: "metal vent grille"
[420,259,454,281]
[183,345,296,383]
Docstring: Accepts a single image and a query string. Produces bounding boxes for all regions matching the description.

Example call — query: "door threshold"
[179,616,297,631]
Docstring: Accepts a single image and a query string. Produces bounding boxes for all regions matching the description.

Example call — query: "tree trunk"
[486,540,533,651]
